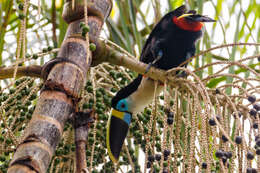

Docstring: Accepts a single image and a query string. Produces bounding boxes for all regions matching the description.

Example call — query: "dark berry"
[256,149,260,155]
[147,161,151,168]
[163,150,170,157]
[248,95,256,103]
[235,136,242,144]
[249,109,257,116]
[256,139,260,147]
[215,150,223,158]
[148,155,155,162]
[253,103,260,111]
[247,168,257,173]
[247,168,253,173]
[202,162,207,169]
[227,163,230,168]
[162,169,168,173]
[215,88,220,94]
[155,154,161,161]
[221,135,228,142]
[209,118,216,126]
[216,115,221,121]
[222,156,227,164]
[247,151,254,160]
[253,123,258,129]
[167,117,173,125]
[252,168,257,173]
[167,111,174,118]
[225,151,232,159]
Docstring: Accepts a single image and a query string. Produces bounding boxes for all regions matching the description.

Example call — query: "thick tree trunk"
[7,0,112,173]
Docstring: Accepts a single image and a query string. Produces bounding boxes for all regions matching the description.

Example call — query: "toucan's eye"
[116,99,128,111]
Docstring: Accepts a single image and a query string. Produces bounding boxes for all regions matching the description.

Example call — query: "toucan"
[106,5,215,163]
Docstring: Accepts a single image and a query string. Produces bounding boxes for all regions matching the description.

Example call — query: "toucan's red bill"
[107,109,132,163]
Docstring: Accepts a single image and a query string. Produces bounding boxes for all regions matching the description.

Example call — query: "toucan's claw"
[106,114,130,163]
[145,63,152,74]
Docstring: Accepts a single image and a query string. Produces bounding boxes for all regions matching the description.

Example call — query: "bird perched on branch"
[106,5,215,163]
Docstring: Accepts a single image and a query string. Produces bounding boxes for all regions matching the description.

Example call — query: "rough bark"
[7,0,112,173]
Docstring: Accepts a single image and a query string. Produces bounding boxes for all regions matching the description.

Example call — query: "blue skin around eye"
[116,99,129,112]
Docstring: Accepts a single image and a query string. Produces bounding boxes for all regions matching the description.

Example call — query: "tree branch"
[1,40,260,83]
[92,38,168,81]
[0,38,167,82]
[0,65,42,79]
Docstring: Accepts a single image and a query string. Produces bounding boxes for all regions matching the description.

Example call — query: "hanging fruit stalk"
[7,0,112,173]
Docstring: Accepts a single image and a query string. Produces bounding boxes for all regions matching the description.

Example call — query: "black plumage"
[140,8,201,70]
[112,5,209,106]
[107,5,215,163]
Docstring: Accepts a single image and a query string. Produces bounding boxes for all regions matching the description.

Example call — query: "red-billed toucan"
[106,5,215,163]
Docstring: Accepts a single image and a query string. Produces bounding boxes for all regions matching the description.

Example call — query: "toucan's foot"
[145,63,152,74]
[106,109,132,163]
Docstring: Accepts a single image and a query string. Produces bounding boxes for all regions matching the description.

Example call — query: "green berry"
[79,22,85,28]
[9,88,15,94]
[89,43,96,51]
[18,3,24,10]
[86,86,93,93]
[16,93,22,100]
[111,88,117,92]
[42,48,48,53]
[0,155,6,162]
[18,13,25,19]
[32,54,38,59]
[6,138,12,144]
[47,46,53,51]
[83,103,88,109]
[82,26,90,33]
[82,31,86,37]
[25,53,30,58]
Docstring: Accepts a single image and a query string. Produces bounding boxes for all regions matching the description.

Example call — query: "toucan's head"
[111,96,133,124]
[111,97,133,125]
[111,76,143,114]
[172,5,215,32]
